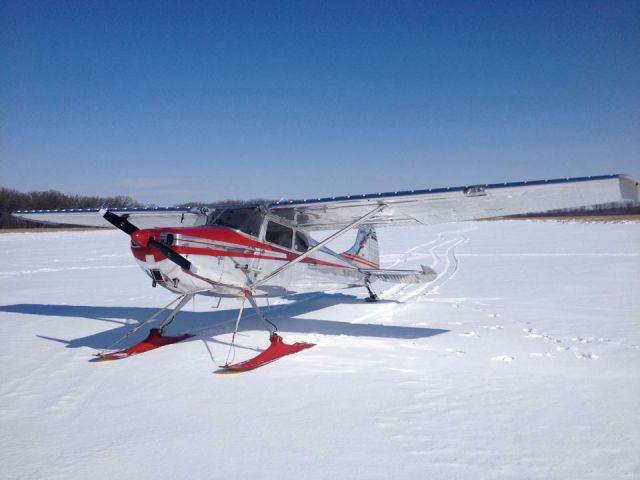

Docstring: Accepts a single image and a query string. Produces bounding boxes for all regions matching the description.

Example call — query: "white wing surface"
[12,174,639,230]
[12,207,207,229]
[268,174,639,230]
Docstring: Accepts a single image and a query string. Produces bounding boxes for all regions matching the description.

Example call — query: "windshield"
[210,208,263,236]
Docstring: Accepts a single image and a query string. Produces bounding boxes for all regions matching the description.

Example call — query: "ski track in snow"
[381,229,470,302]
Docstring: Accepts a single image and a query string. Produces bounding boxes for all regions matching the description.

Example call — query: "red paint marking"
[173,246,349,269]
[131,230,152,247]
[130,226,353,269]
[221,334,315,371]
[95,329,192,360]
[339,252,379,269]
[173,246,286,262]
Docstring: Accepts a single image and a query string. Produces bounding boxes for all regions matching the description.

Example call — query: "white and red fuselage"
[129,221,375,298]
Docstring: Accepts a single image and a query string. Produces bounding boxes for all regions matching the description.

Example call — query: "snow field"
[0,220,639,479]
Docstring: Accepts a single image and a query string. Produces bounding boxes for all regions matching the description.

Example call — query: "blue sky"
[1,1,638,205]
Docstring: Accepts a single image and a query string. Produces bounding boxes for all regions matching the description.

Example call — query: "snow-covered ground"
[1,220,639,479]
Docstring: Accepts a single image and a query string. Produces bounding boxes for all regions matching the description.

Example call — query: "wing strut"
[253,203,386,288]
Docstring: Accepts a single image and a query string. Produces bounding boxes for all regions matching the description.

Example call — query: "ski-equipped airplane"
[13,173,639,370]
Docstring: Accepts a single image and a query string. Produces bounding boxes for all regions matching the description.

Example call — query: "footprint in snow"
[530,352,553,358]
[446,348,466,356]
[571,337,604,344]
[491,355,514,362]
[523,328,544,339]
[482,325,504,330]
[459,331,479,338]
[574,352,599,360]
[488,313,500,318]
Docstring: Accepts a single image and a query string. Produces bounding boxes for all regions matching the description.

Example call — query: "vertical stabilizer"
[339,226,380,269]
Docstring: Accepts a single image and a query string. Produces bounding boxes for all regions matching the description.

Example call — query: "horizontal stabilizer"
[367,265,437,284]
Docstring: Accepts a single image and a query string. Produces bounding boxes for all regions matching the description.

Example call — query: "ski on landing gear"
[220,333,314,372]
[219,294,315,372]
[93,293,195,361]
[94,328,193,361]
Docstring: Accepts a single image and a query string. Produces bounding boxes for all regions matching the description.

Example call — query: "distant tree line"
[175,199,275,208]
[0,187,141,228]
[0,187,277,229]
[505,201,640,218]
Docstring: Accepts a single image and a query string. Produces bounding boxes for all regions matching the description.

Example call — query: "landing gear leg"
[226,293,277,359]
[246,294,278,338]
[365,277,379,302]
[94,293,195,361]
[158,293,194,334]
[221,293,314,372]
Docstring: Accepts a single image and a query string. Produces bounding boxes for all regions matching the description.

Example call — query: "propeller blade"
[102,210,192,271]
[102,210,139,235]
[147,238,192,271]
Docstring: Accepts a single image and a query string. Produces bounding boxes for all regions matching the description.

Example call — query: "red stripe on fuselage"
[339,252,379,269]
[172,246,349,269]
[130,226,352,270]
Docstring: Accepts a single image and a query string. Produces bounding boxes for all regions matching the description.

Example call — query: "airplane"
[13,173,640,370]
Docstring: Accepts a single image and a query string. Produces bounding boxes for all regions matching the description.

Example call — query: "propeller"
[102,210,193,271]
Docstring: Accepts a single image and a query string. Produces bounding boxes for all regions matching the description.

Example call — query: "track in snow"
[381,229,470,302]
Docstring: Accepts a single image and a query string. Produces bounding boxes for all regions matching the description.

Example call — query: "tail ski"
[365,265,436,284]
[340,225,380,269]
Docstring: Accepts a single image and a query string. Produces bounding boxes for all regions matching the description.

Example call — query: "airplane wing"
[268,174,640,230]
[12,174,639,230]
[12,207,208,229]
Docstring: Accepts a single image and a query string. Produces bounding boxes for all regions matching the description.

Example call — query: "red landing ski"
[94,328,193,360]
[221,334,315,372]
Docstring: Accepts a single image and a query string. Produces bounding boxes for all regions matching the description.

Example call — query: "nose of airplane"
[102,210,192,271]
[131,229,153,247]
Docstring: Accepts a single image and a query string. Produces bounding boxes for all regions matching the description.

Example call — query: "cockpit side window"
[210,208,262,236]
[265,221,293,249]
[294,231,309,252]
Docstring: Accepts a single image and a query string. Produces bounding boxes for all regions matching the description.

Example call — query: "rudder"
[340,226,380,269]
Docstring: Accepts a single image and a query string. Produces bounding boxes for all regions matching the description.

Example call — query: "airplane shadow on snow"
[0,292,449,351]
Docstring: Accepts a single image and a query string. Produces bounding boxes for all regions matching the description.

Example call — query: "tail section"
[340,226,437,285]
[340,226,380,269]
